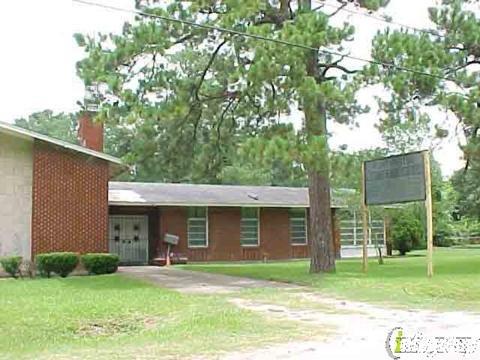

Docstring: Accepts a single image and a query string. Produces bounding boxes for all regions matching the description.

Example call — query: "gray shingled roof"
[109,182,351,208]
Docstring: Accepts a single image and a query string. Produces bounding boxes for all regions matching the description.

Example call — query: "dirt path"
[118,266,298,293]
[120,267,480,359]
[224,294,480,359]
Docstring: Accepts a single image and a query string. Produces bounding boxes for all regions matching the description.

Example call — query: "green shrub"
[36,252,79,278]
[391,212,423,256]
[0,256,22,278]
[433,231,454,247]
[81,253,119,275]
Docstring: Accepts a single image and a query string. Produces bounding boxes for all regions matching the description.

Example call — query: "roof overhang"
[108,201,318,208]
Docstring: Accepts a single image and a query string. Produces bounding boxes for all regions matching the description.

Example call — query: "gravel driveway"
[118,266,298,294]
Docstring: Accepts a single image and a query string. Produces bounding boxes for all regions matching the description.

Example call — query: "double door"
[109,215,148,264]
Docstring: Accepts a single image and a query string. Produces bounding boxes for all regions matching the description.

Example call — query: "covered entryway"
[109,215,149,264]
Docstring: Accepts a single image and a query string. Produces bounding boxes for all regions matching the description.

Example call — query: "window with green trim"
[187,207,208,247]
[290,208,307,245]
[241,208,259,246]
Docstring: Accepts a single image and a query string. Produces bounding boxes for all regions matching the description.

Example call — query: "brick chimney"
[78,84,104,152]
[78,111,104,152]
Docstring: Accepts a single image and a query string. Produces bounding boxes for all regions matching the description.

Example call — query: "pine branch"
[318,54,358,79]
[193,39,228,101]
[327,2,347,17]
[446,59,480,74]
[216,98,236,152]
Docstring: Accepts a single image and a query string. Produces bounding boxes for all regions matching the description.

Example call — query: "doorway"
[109,215,149,264]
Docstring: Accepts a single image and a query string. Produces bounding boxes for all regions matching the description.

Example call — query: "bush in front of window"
[81,253,120,275]
[35,252,79,278]
[0,256,23,279]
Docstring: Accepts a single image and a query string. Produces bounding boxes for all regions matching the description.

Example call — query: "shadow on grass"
[386,254,426,258]
[334,261,480,279]
[188,250,480,284]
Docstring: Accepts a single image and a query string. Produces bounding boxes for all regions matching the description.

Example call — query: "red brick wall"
[158,206,188,257]
[209,207,242,261]
[31,141,110,256]
[154,206,319,262]
[111,205,339,262]
[262,208,293,259]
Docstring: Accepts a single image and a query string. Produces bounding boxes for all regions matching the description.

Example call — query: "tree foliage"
[75,1,371,181]
[220,124,308,186]
[371,0,480,207]
[75,0,390,272]
[451,166,480,219]
[14,110,78,144]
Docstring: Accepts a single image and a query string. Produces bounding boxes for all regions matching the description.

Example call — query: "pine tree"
[370,0,479,216]
[76,0,388,273]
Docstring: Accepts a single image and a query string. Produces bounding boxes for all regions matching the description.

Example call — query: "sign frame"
[361,150,434,277]
[363,150,427,206]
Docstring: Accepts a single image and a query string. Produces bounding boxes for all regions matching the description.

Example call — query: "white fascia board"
[108,201,348,208]
[0,121,123,165]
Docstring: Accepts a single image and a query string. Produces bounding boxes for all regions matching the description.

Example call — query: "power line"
[72,0,454,82]
[312,0,445,39]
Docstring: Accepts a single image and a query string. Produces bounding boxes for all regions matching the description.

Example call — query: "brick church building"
[1,114,381,265]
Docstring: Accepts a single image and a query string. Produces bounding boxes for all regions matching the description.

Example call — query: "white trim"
[353,210,357,245]
[258,208,261,246]
[240,207,260,247]
[0,121,123,165]
[187,207,209,248]
[109,201,336,208]
[289,208,308,246]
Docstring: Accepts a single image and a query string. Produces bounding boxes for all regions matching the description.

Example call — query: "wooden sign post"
[361,162,369,273]
[424,151,434,278]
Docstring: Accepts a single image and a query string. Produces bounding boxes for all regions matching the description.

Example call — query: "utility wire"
[72,0,454,82]
[312,0,445,39]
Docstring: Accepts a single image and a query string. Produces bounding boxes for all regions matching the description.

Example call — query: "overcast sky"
[0,0,468,176]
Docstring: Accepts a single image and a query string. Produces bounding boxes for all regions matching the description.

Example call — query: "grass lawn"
[0,275,323,360]
[182,248,480,311]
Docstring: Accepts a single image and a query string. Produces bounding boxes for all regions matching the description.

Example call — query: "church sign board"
[364,151,426,206]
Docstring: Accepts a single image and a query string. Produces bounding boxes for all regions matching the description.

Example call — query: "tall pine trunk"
[308,169,335,272]
[305,105,336,273]
[303,0,336,272]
